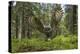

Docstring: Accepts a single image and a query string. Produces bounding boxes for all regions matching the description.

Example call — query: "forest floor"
[11,35,78,53]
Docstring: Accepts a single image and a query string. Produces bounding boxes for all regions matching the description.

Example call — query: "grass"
[11,35,78,53]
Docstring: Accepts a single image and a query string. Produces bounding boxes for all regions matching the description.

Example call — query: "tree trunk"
[21,3,25,38]
[18,15,22,39]
[16,15,18,38]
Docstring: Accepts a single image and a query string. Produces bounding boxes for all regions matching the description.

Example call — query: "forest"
[9,1,78,53]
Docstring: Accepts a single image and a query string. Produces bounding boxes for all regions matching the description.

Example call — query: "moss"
[11,35,78,53]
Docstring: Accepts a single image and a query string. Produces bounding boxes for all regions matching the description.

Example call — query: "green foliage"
[11,2,78,53]
[12,35,78,53]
